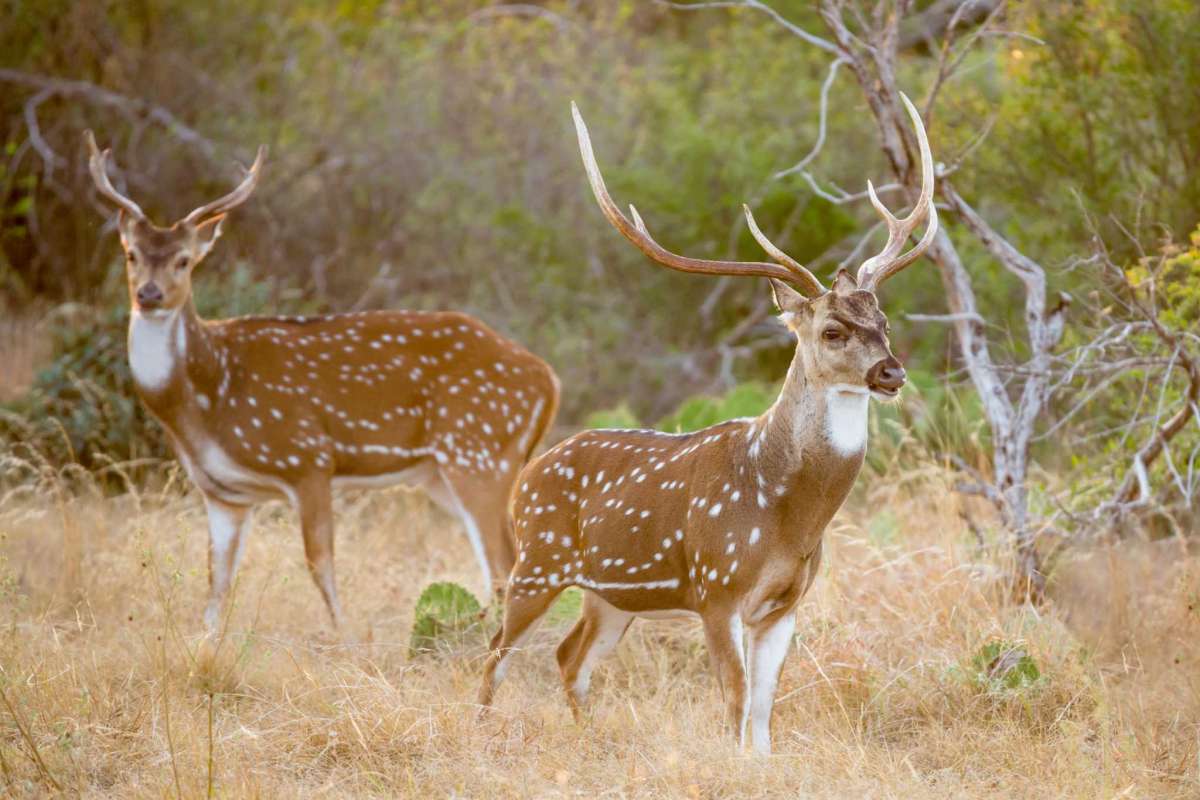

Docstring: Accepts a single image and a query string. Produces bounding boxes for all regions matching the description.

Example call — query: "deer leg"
[477,585,563,708]
[429,471,514,599]
[556,592,633,721]
[747,610,796,756]
[295,477,345,632]
[202,496,252,634]
[702,611,750,749]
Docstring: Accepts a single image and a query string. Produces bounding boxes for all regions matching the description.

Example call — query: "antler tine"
[742,205,826,297]
[181,145,267,225]
[856,92,939,290]
[84,130,146,220]
[572,102,825,295]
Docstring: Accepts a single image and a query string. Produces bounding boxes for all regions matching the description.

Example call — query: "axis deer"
[478,95,937,754]
[84,132,559,633]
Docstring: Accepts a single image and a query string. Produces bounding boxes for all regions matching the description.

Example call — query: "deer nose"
[866,358,906,392]
[136,282,164,308]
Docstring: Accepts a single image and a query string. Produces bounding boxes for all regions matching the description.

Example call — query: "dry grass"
[0,463,1197,798]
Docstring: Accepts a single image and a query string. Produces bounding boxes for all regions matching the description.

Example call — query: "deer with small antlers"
[478,95,937,753]
[84,132,560,633]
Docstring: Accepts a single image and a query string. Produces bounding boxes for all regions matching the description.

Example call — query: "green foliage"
[584,403,642,430]
[867,367,991,472]
[0,0,891,425]
[657,382,775,433]
[587,381,775,435]
[1056,225,1200,517]
[408,581,483,656]
[0,304,168,482]
[957,1,1200,269]
[1126,224,1200,331]
[546,587,583,626]
[965,640,1042,694]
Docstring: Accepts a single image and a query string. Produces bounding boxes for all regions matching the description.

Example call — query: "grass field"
[0,463,1197,798]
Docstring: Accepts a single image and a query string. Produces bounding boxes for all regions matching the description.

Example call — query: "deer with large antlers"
[85,132,560,633]
[478,95,937,753]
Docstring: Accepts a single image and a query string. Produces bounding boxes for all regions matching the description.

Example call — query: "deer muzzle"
[866,358,905,396]
[136,282,164,310]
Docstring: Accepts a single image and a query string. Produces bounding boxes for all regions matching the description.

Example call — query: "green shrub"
[0,304,169,484]
[584,403,642,430]
[546,586,583,625]
[657,381,775,433]
[966,640,1042,693]
[409,582,484,657]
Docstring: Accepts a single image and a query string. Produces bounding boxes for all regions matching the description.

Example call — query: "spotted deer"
[85,132,560,633]
[478,95,937,753]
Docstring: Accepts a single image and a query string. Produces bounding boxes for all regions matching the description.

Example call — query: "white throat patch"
[128,309,184,391]
[824,386,869,455]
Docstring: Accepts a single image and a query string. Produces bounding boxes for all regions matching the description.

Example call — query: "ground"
[0,464,1196,798]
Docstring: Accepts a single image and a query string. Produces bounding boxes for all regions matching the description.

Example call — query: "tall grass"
[0,460,1196,797]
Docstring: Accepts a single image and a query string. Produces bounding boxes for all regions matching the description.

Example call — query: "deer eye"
[822,327,846,342]
[176,257,190,271]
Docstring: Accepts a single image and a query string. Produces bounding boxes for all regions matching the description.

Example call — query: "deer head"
[85,131,266,317]
[571,92,937,401]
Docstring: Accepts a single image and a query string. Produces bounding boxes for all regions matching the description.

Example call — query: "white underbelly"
[179,436,293,505]
[332,462,438,492]
[635,608,701,621]
[175,428,441,506]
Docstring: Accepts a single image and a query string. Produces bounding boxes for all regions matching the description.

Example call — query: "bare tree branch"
[898,0,1004,52]
[773,57,849,180]
[0,69,218,160]
[905,311,987,325]
[656,0,842,54]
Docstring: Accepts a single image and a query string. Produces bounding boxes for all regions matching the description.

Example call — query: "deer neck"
[127,299,218,420]
[752,348,869,485]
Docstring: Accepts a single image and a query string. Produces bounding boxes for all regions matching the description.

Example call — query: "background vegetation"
[3,2,1196,495]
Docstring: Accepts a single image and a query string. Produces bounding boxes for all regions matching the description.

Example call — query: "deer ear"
[193,214,227,260]
[769,279,809,324]
[831,269,858,294]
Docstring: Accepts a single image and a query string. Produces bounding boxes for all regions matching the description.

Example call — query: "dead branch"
[0,69,218,160]
[899,0,1004,53]
[656,1,841,55]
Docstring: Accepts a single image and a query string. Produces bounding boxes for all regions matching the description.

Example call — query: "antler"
[85,130,146,220]
[85,132,265,226]
[856,93,939,291]
[181,145,266,225]
[572,102,827,297]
